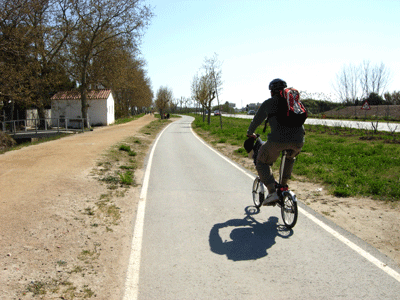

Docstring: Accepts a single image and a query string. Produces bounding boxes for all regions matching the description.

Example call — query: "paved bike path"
[128,115,400,299]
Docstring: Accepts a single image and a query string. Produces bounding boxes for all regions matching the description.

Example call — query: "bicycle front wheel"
[252,177,264,208]
[281,192,298,229]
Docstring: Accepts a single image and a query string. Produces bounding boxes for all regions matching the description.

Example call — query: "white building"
[51,89,115,127]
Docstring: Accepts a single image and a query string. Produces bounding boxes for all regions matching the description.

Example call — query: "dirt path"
[0,114,156,299]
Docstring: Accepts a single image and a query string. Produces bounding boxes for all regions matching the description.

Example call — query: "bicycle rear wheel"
[252,177,264,208]
[281,192,298,229]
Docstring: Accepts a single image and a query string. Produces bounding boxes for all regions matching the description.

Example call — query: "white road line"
[123,123,173,300]
[299,207,400,283]
[191,126,400,283]
[191,127,254,180]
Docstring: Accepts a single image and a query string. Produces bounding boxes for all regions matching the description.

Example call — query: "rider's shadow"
[209,206,293,261]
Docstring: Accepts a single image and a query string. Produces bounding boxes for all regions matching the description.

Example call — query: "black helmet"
[269,78,287,91]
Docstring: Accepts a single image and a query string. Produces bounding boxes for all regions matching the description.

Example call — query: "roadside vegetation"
[113,113,146,125]
[191,114,400,202]
[91,117,173,226]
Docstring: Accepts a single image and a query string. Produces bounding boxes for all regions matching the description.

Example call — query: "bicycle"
[250,135,299,229]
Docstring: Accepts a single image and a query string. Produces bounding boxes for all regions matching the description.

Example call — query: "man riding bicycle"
[247,78,305,205]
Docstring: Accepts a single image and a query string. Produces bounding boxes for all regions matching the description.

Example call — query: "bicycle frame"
[279,150,287,186]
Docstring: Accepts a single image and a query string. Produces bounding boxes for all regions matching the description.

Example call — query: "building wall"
[26,109,51,127]
[106,93,115,125]
[51,96,114,126]
[88,99,107,126]
[51,99,82,127]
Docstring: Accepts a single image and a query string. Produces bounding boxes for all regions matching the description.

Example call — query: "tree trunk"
[80,70,89,128]
[38,106,47,129]
[215,90,222,129]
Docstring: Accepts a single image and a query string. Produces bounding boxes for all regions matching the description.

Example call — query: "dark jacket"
[247,94,305,143]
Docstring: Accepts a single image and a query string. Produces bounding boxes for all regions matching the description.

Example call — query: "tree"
[155,86,172,119]
[0,0,76,121]
[27,0,77,126]
[91,42,153,117]
[360,61,391,98]
[365,92,385,106]
[65,0,153,127]
[203,53,223,128]
[333,61,392,108]
[384,91,400,105]
[0,0,153,124]
[191,73,209,121]
[201,74,215,125]
[333,63,360,105]
[191,53,223,125]
[0,0,37,119]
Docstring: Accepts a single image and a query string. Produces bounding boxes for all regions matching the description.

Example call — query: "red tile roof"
[51,89,112,100]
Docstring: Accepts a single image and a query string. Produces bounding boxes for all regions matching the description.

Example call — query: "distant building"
[247,103,261,111]
[51,89,115,127]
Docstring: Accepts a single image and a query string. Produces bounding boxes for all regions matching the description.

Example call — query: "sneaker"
[263,191,279,205]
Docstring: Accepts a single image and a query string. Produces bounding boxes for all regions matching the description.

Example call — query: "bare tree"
[203,53,223,128]
[333,63,360,105]
[155,86,172,119]
[334,60,392,112]
[191,54,223,125]
[360,60,391,98]
[191,73,208,121]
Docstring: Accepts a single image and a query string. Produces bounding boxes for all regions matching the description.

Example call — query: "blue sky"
[140,0,399,108]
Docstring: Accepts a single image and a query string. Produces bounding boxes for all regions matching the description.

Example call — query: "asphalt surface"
[127,115,400,299]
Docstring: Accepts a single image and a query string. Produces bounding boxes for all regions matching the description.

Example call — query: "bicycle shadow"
[209,206,293,261]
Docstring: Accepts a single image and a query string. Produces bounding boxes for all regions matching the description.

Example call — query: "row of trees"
[333,60,397,105]
[154,53,224,124]
[0,0,154,125]
[154,57,397,119]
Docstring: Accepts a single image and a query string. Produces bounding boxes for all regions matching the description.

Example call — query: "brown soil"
[1,115,399,299]
[323,104,400,120]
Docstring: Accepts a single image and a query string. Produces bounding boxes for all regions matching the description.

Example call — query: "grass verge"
[191,114,400,201]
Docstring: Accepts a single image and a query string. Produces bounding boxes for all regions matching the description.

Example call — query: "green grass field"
[191,114,400,202]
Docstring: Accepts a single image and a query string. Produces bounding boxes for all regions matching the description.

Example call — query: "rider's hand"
[247,133,257,139]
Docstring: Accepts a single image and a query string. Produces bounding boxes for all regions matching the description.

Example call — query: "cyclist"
[247,78,304,205]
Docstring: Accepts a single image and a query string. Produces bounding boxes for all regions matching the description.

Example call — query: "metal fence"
[1,117,89,134]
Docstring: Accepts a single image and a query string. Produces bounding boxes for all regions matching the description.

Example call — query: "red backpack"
[263,88,307,132]
[281,88,307,126]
